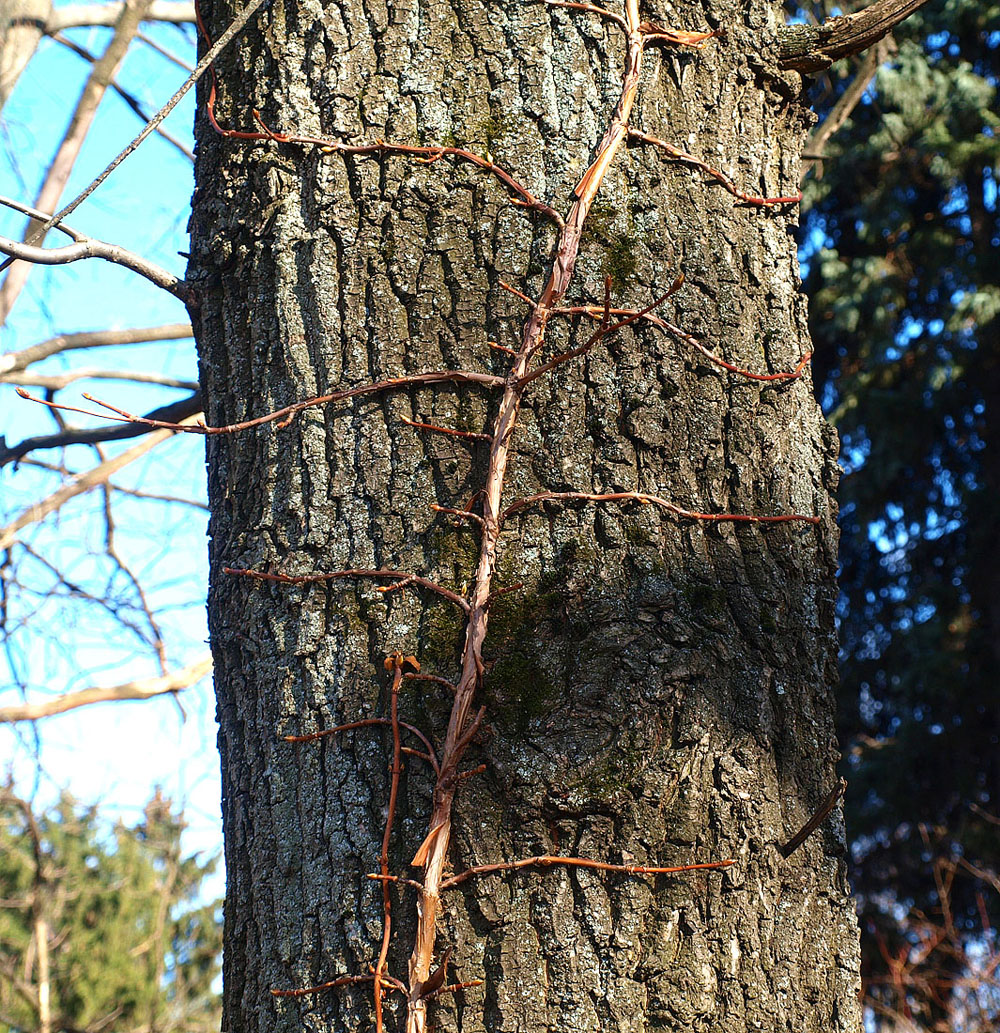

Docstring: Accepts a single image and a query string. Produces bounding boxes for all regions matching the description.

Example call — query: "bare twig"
[283,717,440,779]
[14,368,504,437]
[211,113,566,228]
[51,31,194,160]
[1,391,202,466]
[0,194,188,299]
[801,41,890,181]
[3,368,197,390]
[554,301,812,382]
[628,128,802,207]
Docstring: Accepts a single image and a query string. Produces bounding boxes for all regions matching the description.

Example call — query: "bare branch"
[553,301,812,382]
[0,413,203,548]
[47,1,194,31]
[136,29,193,71]
[0,322,192,375]
[628,129,801,207]
[2,368,198,390]
[778,0,932,73]
[0,194,188,299]
[0,391,202,466]
[0,226,187,298]
[0,653,212,723]
[0,0,155,322]
[801,41,891,181]
[224,566,471,613]
[12,367,503,438]
[227,114,564,228]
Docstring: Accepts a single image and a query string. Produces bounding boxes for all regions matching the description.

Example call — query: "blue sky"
[0,6,223,888]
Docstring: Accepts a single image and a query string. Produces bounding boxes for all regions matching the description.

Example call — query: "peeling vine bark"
[190,0,862,1030]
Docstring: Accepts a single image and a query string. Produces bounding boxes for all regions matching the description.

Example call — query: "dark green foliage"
[796,0,1000,1024]
[0,788,221,1033]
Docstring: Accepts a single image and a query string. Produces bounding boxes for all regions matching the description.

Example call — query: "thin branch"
[0,653,212,722]
[801,41,889,181]
[404,672,458,694]
[518,276,680,387]
[51,31,194,160]
[272,973,387,999]
[136,29,194,70]
[0,413,203,548]
[283,717,440,777]
[554,301,812,382]
[501,490,820,526]
[0,223,187,299]
[778,0,932,73]
[399,416,490,442]
[224,566,471,613]
[218,113,566,229]
[442,855,734,889]
[0,322,192,375]
[540,0,627,32]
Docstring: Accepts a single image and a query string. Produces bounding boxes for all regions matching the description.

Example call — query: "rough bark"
[190,0,860,1030]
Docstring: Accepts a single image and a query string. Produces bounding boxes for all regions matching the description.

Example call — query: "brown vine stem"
[553,302,813,382]
[374,654,409,1033]
[14,369,505,435]
[441,856,735,890]
[282,717,440,779]
[501,491,821,525]
[628,128,803,207]
[222,566,470,614]
[401,5,677,1031]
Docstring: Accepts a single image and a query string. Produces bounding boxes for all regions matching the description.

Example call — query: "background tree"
[0,786,221,1033]
[799,1,1000,1025]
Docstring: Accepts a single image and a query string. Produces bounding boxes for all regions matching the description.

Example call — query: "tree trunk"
[189,1,860,1030]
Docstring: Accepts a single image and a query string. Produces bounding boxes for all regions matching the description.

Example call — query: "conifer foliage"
[0,788,221,1033]
[799,1,1000,1026]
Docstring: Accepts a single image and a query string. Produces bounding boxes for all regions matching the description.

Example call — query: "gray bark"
[189,0,861,1030]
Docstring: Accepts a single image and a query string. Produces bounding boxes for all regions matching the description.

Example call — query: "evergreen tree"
[799,1,1000,1025]
[0,788,221,1033]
